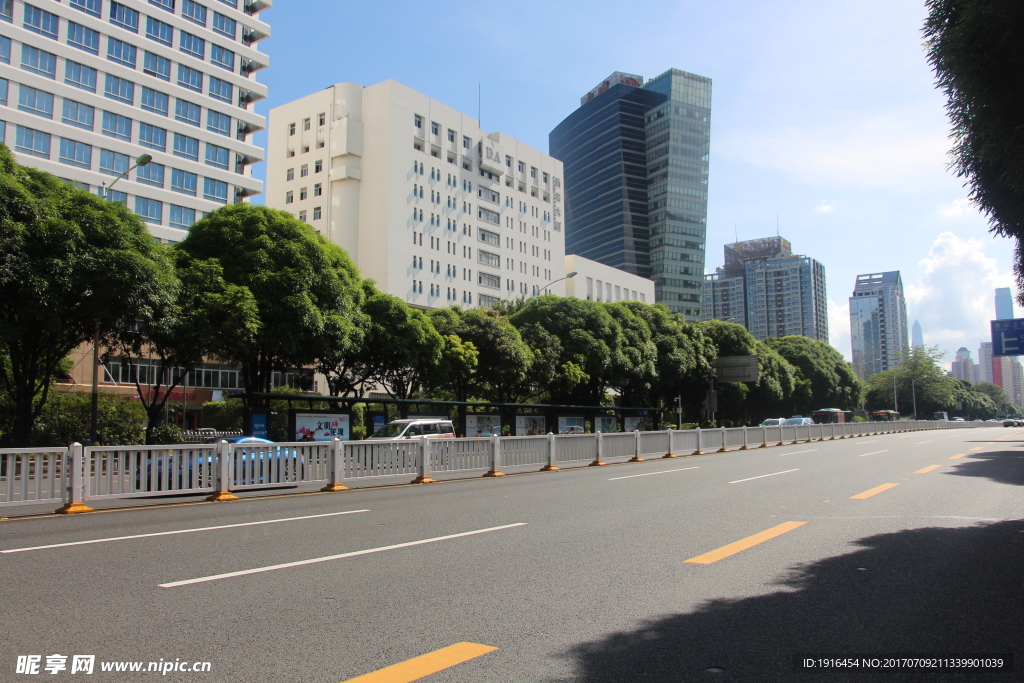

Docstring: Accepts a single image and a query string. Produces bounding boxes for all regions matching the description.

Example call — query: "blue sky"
[250,0,1015,367]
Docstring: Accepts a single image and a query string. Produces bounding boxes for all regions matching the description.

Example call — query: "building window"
[21,45,57,79]
[0,0,10,21]
[135,196,162,224]
[477,250,500,268]
[136,161,164,187]
[145,16,173,46]
[65,60,97,92]
[169,204,196,230]
[298,210,306,222]
[148,0,175,13]
[24,5,59,40]
[141,86,169,115]
[15,126,51,158]
[414,114,422,128]
[314,160,323,173]
[288,122,295,136]
[107,37,137,68]
[313,183,321,197]
[300,164,308,177]
[302,117,310,131]
[143,51,171,80]
[285,190,293,204]
[285,168,294,181]
[58,138,91,168]
[207,110,230,136]
[170,168,197,195]
[318,113,325,126]
[109,2,139,32]
[477,271,500,288]
[67,22,100,54]
[299,187,307,201]
[181,0,207,27]
[177,64,203,92]
[0,34,9,63]
[69,0,102,18]
[208,76,231,103]
[172,133,199,160]
[210,44,233,71]
[17,84,53,118]
[101,111,132,141]
[98,148,129,176]
[62,99,95,130]
[179,31,205,59]
[175,98,201,126]
[138,122,167,150]
[103,74,134,104]
[203,177,227,203]
[212,12,235,39]
[313,206,321,220]
[205,142,228,169]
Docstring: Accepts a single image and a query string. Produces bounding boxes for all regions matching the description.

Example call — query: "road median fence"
[0,420,990,514]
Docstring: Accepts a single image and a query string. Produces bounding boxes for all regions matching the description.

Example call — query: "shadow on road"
[559,521,1024,682]
[946,450,1024,487]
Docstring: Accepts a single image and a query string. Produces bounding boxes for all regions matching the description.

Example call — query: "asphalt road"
[1,426,1022,682]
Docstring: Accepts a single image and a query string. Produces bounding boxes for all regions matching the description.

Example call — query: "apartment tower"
[848,271,909,380]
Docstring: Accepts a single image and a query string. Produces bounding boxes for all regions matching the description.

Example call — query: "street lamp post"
[534,271,577,297]
[911,377,925,420]
[90,154,152,444]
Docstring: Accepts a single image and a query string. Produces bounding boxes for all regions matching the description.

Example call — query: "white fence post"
[664,429,678,458]
[55,442,93,514]
[484,435,505,477]
[741,426,750,450]
[718,426,728,452]
[541,432,559,471]
[590,432,607,467]
[321,438,349,492]
[412,438,436,483]
[760,426,768,448]
[693,428,704,455]
[629,430,644,462]
[208,440,239,502]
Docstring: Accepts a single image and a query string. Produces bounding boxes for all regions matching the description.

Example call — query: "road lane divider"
[916,441,932,444]
[949,453,968,460]
[608,467,699,481]
[914,465,942,474]
[776,449,817,456]
[727,469,799,484]
[850,483,899,499]
[684,521,807,565]
[857,450,888,457]
[1,510,371,554]
[341,642,497,683]
[159,523,527,588]
[970,446,984,451]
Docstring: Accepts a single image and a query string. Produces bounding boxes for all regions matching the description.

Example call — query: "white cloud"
[828,299,851,361]
[904,232,1013,360]
[937,198,977,220]
[814,201,836,214]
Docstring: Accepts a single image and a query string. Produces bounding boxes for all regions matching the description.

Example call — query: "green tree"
[177,205,364,399]
[865,346,957,417]
[973,381,1019,416]
[766,335,863,413]
[924,1,1024,301]
[33,391,146,446]
[0,144,173,446]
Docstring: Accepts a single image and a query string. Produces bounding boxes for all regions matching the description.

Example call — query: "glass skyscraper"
[550,69,711,318]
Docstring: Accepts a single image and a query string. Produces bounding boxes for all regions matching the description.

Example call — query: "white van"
[368,419,456,440]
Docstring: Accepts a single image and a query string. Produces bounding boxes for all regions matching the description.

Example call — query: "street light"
[911,377,925,420]
[535,271,577,297]
[90,153,152,444]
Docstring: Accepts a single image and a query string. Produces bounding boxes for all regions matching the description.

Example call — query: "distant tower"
[951,347,974,383]
[849,271,910,380]
[912,320,924,347]
[995,288,1015,320]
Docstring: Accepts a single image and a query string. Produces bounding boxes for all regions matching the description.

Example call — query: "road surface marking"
[915,465,941,474]
[1,510,371,554]
[916,441,932,444]
[727,469,800,484]
[949,453,968,460]
[777,449,817,456]
[608,467,699,480]
[341,642,497,683]
[858,440,878,444]
[160,523,527,588]
[684,521,806,565]
[985,442,994,445]
[850,483,899,499]
[857,450,888,457]
[970,446,984,451]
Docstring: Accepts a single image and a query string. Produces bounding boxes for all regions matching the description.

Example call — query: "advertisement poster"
[367,413,388,436]
[515,415,546,436]
[249,412,268,439]
[466,414,502,437]
[624,416,645,432]
[294,412,350,441]
[595,416,618,433]
[557,416,585,434]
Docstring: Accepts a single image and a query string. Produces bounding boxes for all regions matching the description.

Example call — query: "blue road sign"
[991,319,1024,356]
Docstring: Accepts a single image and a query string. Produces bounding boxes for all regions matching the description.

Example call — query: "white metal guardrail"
[0,420,995,513]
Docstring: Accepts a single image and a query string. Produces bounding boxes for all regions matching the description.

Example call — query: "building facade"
[995,287,1015,321]
[978,341,993,384]
[951,347,974,383]
[702,236,829,342]
[848,271,909,380]
[0,0,270,242]
[266,80,566,309]
[550,69,711,319]
[564,254,654,304]
[912,319,923,347]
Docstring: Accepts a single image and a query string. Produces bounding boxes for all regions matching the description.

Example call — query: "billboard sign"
[991,319,1024,357]
[595,416,618,433]
[466,414,501,437]
[515,415,546,436]
[715,355,760,382]
[292,411,350,441]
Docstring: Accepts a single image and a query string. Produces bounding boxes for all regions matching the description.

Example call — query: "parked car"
[784,417,815,426]
[368,419,456,440]
[760,418,786,427]
[1003,420,1016,427]
[137,437,305,491]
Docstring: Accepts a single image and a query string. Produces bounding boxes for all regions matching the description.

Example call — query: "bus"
[871,410,899,421]
[932,411,949,421]
[812,408,852,424]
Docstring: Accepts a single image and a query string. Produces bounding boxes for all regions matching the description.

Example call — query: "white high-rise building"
[0,0,269,242]
[849,271,909,380]
[266,80,566,308]
[978,341,993,384]
[951,347,974,383]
